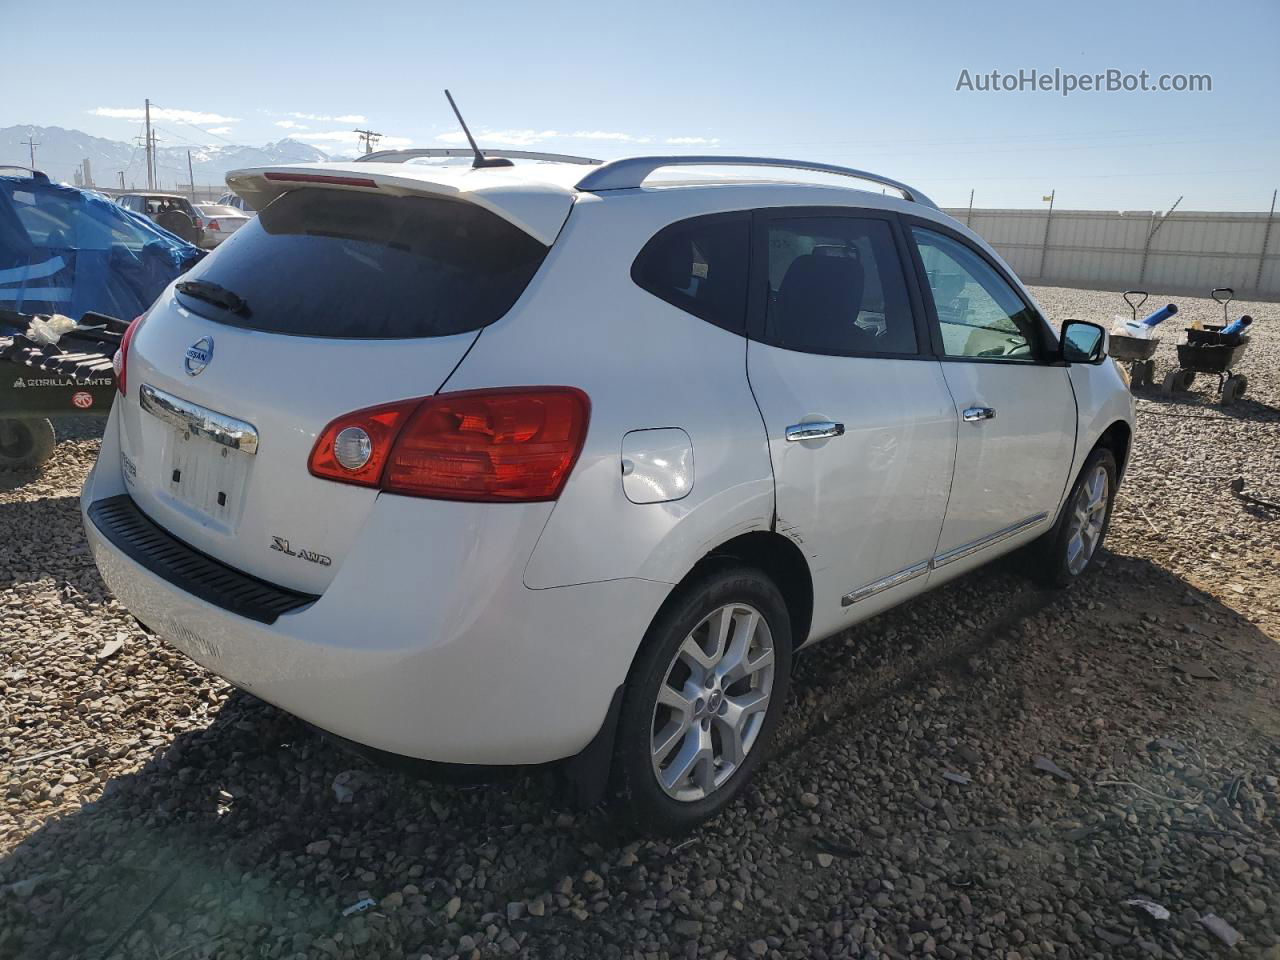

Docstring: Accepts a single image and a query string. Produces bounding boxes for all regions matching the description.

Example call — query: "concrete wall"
[943,207,1279,301]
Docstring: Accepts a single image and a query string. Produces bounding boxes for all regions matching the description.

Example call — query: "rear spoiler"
[224,163,574,246]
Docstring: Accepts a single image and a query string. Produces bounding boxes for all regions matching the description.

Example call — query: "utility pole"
[353,128,382,155]
[20,133,39,169]
[187,150,196,201]
[118,171,126,190]
[966,189,975,228]
[144,98,155,190]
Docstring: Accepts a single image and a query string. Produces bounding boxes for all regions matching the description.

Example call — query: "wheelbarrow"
[1108,291,1161,388]
[0,309,122,473]
[1161,288,1253,405]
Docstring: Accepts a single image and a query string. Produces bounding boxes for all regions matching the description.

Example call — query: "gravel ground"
[1,287,1277,960]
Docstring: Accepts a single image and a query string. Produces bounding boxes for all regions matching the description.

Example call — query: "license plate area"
[166,426,252,525]
[139,383,258,528]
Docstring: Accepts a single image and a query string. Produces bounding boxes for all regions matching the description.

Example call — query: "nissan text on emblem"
[185,337,214,376]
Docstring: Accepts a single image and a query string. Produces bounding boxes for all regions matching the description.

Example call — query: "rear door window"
[177,188,549,338]
[631,213,749,334]
[762,215,919,356]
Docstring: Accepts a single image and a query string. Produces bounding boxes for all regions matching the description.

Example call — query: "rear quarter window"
[631,213,750,334]
[176,189,549,338]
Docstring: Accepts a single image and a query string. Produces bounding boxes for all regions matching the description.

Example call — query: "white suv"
[82,151,1134,832]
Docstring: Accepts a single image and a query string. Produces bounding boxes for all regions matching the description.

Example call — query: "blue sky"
[5,0,1278,210]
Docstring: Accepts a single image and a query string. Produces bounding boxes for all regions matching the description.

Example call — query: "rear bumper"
[81,407,671,765]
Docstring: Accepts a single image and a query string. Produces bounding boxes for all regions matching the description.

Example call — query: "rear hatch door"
[117,181,561,593]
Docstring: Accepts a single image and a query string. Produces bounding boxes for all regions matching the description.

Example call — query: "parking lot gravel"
[1,286,1277,960]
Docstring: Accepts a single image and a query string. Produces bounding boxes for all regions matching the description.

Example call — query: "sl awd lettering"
[270,536,332,567]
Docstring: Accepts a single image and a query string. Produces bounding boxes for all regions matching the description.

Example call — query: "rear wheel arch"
[559,539,807,813]
[671,531,814,652]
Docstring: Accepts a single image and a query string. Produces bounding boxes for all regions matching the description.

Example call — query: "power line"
[150,102,240,146]
[354,128,382,155]
[20,134,39,169]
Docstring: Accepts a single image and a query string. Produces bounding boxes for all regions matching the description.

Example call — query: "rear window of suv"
[177,188,549,338]
[631,213,749,334]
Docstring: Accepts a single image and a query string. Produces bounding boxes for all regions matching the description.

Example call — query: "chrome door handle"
[785,421,845,442]
[962,406,996,422]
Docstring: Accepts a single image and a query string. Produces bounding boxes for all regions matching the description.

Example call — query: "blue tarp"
[0,172,203,322]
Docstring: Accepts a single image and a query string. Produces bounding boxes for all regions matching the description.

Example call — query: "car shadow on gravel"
[3,550,1278,960]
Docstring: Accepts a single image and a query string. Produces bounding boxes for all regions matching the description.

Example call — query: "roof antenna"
[444,89,513,169]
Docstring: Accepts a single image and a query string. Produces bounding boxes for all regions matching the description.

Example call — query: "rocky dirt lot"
[1,287,1277,960]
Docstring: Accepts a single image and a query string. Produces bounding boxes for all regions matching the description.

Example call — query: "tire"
[0,418,56,472]
[1140,360,1157,387]
[1221,374,1246,406]
[1180,370,1197,391]
[1031,447,1118,588]
[1161,369,1181,395]
[611,566,793,834]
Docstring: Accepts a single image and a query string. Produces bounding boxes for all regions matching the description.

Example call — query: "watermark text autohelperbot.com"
[956,68,1212,96]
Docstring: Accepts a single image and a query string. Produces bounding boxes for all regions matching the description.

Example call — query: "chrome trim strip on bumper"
[842,560,929,607]
[139,383,260,455]
[841,512,1051,607]
[931,512,1049,570]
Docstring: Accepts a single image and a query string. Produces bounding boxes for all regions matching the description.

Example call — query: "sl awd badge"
[184,336,214,376]
[270,536,332,567]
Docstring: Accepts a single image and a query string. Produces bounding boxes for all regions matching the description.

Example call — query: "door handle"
[962,406,996,422]
[785,421,845,442]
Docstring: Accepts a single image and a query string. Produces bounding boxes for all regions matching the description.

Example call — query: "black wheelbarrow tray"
[1,309,123,472]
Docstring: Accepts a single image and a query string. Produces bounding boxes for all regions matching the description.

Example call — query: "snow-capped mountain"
[0,125,335,190]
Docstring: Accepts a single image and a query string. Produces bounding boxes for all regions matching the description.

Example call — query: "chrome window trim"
[931,512,1049,569]
[139,384,260,455]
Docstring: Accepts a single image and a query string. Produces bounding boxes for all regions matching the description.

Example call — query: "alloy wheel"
[1065,464,1109,575]
[650,603,776,802]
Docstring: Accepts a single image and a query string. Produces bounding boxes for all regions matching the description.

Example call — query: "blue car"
[1,167,203,473]
[0,166,203,321]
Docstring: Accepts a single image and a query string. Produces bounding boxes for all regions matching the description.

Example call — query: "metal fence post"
[1256,189,1277,295]
[1138,195,1183,286]
[1037,190,1054,280]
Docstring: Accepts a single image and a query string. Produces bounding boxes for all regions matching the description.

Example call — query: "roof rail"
[356,148,603,166]
[574,156,938,208]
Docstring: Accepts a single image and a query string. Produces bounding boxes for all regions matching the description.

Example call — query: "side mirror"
[1060,319,1107,364]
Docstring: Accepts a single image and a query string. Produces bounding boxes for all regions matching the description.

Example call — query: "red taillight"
[207,219,220,232]
[308,399,420,488]
[113,315,143,396]
[308,387,590,502]
[193,216,204,230]
[263,172,379,188]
